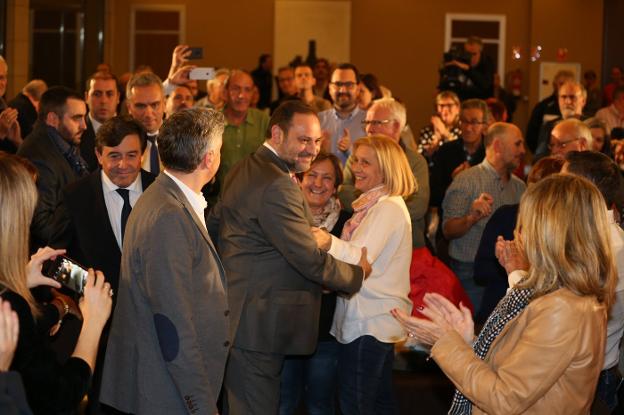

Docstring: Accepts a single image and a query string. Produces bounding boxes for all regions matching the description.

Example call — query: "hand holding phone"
[42,255,89,294]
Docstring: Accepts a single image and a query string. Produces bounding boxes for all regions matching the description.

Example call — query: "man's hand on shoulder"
[359,247,371,279]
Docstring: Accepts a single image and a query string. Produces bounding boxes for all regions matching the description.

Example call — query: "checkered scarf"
[448,286,534,414]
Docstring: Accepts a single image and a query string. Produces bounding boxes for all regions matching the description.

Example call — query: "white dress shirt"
[101,171,143,249]
[329,195,413,344]
[164,170,208,230]
[89,113,103,133]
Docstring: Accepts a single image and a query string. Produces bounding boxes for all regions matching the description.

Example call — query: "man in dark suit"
[80,72,120,172]
[49,116,155,414]
[209,100,368,415]
[101,108,230,415]
[17,86,89,250]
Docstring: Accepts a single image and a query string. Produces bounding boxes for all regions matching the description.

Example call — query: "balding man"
[339,98,430,248]
[535,80,588,158]
[8,79,47,138]
[549,118,593,158]
[442,123,526,313]
[217,69,269,196]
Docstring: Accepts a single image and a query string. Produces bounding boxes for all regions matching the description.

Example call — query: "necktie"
[116,188,132,243]
[148,135,160,174]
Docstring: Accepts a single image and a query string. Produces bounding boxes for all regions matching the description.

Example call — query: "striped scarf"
[448,286,534,414]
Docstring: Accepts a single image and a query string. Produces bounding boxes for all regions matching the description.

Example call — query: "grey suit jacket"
[101,173,230,415]
[209,145,363,355]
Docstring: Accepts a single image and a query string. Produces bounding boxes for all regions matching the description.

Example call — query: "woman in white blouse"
[313,135,416,414]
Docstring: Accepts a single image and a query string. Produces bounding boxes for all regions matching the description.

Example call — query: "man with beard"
[209,100,367,415]
[442,122,526,314]
[318,63,366,165]
[165,84,194,117]
[534,80,588,159]
[17,86,89,249]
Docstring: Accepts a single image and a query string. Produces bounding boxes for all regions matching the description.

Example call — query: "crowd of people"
[0,36,623,415]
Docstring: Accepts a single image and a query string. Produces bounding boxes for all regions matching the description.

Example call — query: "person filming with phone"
[0,153,112,414]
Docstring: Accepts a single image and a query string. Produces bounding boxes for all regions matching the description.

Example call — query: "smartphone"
[42,255,88,294]
[189,67,216,81]
[188,47,203,60]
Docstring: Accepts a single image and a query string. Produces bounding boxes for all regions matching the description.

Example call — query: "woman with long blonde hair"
[393,174,616,414]
[0,153,113,414]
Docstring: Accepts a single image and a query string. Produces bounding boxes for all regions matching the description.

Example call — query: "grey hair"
[126,72,164,101]
[157,108,225,173]
[22,80,48,101]
[370,97,407,131]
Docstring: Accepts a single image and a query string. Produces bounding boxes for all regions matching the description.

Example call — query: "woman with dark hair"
[280,152,350,415]
[357,73,383,111]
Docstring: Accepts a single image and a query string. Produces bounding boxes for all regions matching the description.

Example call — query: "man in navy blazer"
[49,116,155,414]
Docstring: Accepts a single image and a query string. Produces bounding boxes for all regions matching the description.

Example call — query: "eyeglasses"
[362,119,392,126]
[330,81,357,89]
[461,118,486,126]
[548,137,579,151]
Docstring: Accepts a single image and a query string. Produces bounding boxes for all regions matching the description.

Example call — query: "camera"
[438,45,472,92]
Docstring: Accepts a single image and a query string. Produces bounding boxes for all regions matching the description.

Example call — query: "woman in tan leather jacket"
[393,174,617,415]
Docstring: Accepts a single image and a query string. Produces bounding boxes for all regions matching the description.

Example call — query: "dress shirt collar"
[223,107,253,127]
[101,169,142,194]
[331,105,362,121]
[89,113,103,133]
[163,170,208,227]
[480,158,503,180]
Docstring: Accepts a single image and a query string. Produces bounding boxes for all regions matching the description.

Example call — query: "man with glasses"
[535,80,588,159]
[318,63,366,165]
[549,118,593,158]
[442,122,526,315]
[339,98,430,249]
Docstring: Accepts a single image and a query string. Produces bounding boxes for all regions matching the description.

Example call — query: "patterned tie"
[148,135,160,174]
[116,188,132,243]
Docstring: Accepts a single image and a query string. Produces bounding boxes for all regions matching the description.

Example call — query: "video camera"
[438,45,472,92]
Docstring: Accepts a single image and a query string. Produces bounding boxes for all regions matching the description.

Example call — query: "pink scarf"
[341,184,388,241]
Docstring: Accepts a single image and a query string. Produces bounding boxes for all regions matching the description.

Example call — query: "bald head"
[485,122,525,173]
[550,118,593,158]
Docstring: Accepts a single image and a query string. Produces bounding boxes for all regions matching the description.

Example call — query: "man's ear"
[45,112,60,129]
[95,148,104,166]
[269,124,284,146]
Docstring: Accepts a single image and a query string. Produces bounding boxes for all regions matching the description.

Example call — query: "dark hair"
[85,71,119,94]
[564,150,623,208]
[258,53,271,66]
[295,63,313,72]
[333,63,360,83]
[267,100,317,139]
[38,86,83,122]
[302,152,343,188]
[613,85,624,102]
[486,98,507,122]
[360,73,383,100]
[158,108,225,173]
[527,156,564,184]
[95,116,146,153]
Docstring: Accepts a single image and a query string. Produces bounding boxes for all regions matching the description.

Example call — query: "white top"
[507,210,624,370]
[163,170,208,230]
[101,170,143,249]
[329,195,413,344]
[89,113,103,133]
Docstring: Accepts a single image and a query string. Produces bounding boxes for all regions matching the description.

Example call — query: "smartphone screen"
[188,47,203,60]
[42,256,88,294]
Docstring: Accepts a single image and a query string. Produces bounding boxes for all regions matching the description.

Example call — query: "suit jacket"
[101,173,230,415]
[8,92,37,138]
[431,288,606,415]
[209,145,363,355]
[49,169,156,293]
[17,122,82,250]
[79,117,99,172]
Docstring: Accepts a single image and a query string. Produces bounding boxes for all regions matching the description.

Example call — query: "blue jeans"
[450,258,484,316]
[337,335,397,415]
[279,340,339,415]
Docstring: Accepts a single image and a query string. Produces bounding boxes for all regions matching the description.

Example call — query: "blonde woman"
[0,154,112,414]
[393,174,616,415]
[313,135,416,414]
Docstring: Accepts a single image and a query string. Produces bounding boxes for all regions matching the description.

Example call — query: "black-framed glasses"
[330,81,357,89]
[549,137,580,151]
[361,119,391,126]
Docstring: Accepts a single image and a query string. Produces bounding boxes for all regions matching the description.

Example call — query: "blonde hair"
[352,135,416,198]
[0,154,41,315]
[516,174,616,309]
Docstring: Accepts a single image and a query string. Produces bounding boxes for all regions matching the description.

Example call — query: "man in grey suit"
[210,100,368,415]
[101,108,230,414]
